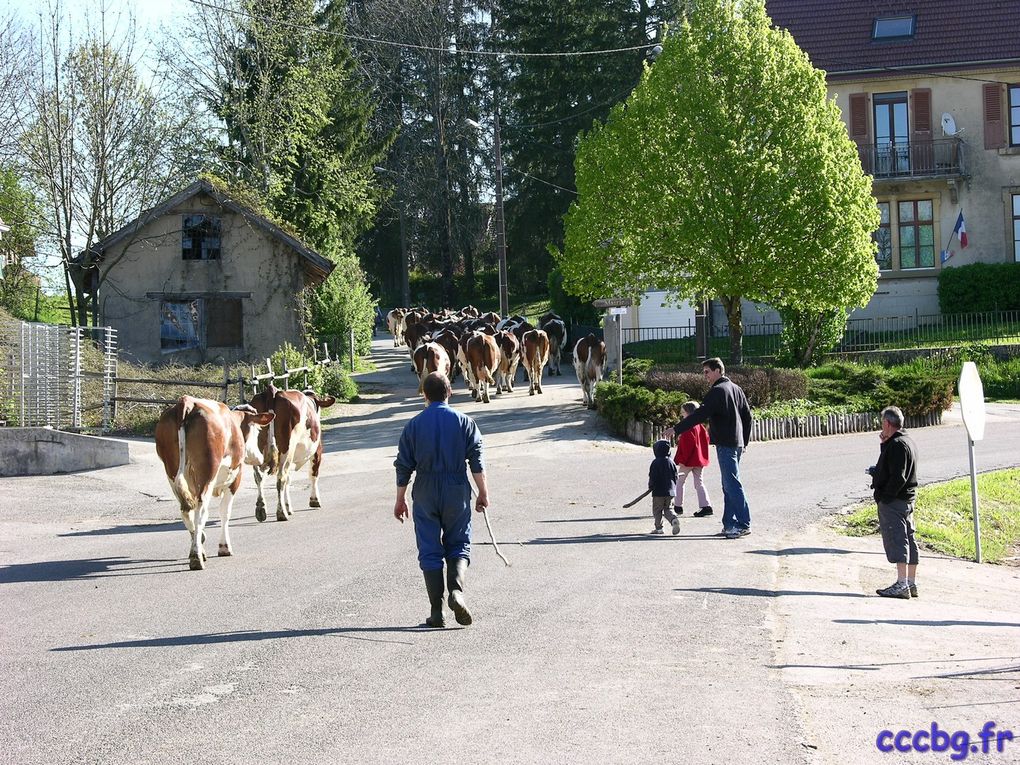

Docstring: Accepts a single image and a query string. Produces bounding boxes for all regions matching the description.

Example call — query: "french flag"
[952,210,968,249]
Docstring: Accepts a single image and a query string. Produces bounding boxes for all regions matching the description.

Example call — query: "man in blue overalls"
[394,372,489,627]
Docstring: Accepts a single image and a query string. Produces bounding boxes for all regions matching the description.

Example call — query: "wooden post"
[222,357,230,402]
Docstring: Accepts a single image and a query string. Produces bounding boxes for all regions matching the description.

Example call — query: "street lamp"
[372,166,410,308]
[466,114,509,318]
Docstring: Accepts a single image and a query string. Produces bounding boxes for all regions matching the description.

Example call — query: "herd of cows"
[386,305,607,408]
[151,305,607,572]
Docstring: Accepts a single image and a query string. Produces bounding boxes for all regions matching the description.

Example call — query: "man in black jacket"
[870,405,919,599]
[664,357,752,539]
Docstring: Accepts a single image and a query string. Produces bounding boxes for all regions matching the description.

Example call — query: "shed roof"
[87,179,335,283]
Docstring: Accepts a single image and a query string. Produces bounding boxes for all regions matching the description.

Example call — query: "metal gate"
[1,321,117,432]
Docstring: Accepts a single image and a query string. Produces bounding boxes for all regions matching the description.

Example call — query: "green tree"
[559,0,879,363]
[0,167,43,319]
[497,0,675,295]
[194,0,387,343]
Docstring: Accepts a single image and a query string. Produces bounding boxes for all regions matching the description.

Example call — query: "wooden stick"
[622,489,651,508]
[481,508,511,567]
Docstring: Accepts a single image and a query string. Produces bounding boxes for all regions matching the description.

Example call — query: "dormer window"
[872,16,916,40]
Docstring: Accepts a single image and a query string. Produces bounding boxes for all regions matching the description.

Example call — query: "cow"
[154,397,275,570]
[431,328,463,384]
[521,328,550,395]
[248,384,336,522]
[478,310,501,326]
[465,331,500,403]
[413,341,452,394]
[494,329,521,393]
[539,312,567,376]
[573,333,607,409]
[386,308,407,346]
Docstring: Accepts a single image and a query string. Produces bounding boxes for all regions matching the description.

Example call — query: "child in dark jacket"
[673,401,713,518]
[649,439,681,535]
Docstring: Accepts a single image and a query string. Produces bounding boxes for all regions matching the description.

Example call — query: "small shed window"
[872,16,915,40]
[182,215,221,260]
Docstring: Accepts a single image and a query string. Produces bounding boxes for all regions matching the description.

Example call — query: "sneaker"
[718,527,734,537]
[671,517,681,536]
[650,527,665,535]
[725,527,750,539]
[693,507,714,517]
[908,583,918,598]
[876,582,911,599]
[673,506,684,516]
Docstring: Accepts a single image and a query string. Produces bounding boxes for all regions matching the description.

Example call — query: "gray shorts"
[877,499,919,565]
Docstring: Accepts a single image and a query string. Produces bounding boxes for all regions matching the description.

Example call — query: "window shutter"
[849,93,872,173]
[983,83,1005,150]
[910,88,933,171]
[849,93,870,140]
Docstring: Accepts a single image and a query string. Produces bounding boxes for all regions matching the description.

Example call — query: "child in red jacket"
[673,401,714,517]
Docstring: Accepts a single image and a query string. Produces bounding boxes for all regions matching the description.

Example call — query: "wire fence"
[622,309,1020,363]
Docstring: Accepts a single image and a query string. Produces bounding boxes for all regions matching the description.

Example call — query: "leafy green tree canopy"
[559,0,879,362]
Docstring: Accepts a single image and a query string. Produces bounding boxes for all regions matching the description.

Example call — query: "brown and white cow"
[522,328,550,395]
[248,384,336,522]
[155,397,275,570]
[573,333,607,409]
[494,329,521,394]
[386,308,407,347]
[539,312,567,376]
[465,331,500,403]
[413,341,452,394]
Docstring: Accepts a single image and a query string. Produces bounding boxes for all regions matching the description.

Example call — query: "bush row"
[938,262,1020,313]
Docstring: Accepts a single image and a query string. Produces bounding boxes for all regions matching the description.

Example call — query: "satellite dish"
[941,112,960,136]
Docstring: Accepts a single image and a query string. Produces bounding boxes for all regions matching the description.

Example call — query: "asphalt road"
[1,339,1018,765]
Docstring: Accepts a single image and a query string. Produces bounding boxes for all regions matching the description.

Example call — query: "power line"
[185,0,657,59]
[506,166,577,195]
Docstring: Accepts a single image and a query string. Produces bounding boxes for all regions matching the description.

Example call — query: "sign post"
[957,361,986,563]
[593,298,632,384]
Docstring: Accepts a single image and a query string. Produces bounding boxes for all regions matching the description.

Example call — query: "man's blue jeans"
[715,446,750,530]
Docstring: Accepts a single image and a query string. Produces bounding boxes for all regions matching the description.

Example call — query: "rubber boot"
[447,557,473,626]
[423,569,446,628]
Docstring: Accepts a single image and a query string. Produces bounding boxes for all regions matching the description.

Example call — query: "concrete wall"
[0,428,130,476]
[98,192,309,365]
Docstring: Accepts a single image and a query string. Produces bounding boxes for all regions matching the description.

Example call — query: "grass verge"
[839,468,1020,563]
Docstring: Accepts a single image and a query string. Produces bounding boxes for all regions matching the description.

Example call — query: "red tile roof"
[766,0,1020,78]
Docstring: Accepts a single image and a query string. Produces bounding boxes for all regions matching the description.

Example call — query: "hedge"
[938,262,1020,313]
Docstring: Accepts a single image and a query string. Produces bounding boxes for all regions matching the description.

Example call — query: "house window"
[872,16,915,40]
[874,202,892,270]
[1010,85,1020,146]
[873,92,909,175]
[160,299,202,352]
[1013,194,1020,262]
[898,200,935,269]
[160,297,243,352]
[182,215,221,260]
[206,298,243,348]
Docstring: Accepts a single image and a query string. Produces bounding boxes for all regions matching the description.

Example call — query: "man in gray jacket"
[664,357,752,539]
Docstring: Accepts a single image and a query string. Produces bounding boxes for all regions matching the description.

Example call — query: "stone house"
[769,0,1020,317]
[87,179,334,364]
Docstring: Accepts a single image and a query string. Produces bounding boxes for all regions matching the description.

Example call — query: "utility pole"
[494,98,508,318]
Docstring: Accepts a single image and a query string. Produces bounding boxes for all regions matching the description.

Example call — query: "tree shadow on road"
[835,618,1020,628]
[675,586,870,598]
[0,556,180,583]
[51,625,446,651]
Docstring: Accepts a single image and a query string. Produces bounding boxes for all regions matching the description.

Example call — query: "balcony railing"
[858,138,965,180]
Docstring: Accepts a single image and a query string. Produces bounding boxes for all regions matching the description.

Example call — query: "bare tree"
[16,3,207,326]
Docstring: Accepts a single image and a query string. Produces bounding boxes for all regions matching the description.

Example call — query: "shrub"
[645,364,807,407]
[269,342,357,402]
[594,381,688,429]
[776,307,848,367]
[938,262,1020,313]
[622,357,654,387]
